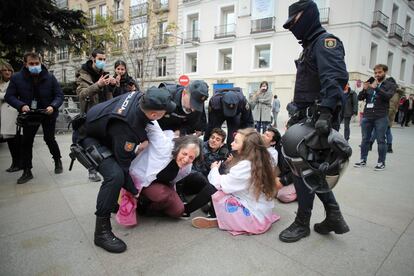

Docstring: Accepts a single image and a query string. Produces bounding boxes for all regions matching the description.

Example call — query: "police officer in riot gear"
[279,0,350,243]
[158,80,208,136]
[205,88,254,148]
[78,87,176,253]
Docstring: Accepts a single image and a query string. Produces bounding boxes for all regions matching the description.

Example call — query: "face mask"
[28,65,42,74]
[95,60,106,70]
[290,5,321,41]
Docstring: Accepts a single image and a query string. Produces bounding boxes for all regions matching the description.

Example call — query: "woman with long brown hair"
[188,128,280,235]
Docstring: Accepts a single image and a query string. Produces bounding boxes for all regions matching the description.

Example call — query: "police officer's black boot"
[17,169,33,184]
[54,158,63,174]
[94,216,127,253]
[279,211,311,243]
[314,203,350,235]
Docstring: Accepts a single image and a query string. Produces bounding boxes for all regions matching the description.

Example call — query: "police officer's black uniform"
[205,88,254,147]
[279,0,350,243]
[78,87,175,253]
[157,81,208,135]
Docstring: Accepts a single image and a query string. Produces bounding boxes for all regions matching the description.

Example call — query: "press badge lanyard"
[367,83,381,108]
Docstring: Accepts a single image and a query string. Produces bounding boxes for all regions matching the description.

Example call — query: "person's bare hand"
[108,76,117,86]
[211,161,221,169]
[194,131,203,137]
[21,105,30,112]
[371,79,378,89]
[115,75,121,86]
[97,74,109,87]
[45,106,54,115]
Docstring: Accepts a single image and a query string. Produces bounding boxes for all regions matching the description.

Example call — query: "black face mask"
[290,6,321,41]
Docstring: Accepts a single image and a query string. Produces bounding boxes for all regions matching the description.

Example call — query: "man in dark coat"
[5,52,64,184]
[341,83,358,141]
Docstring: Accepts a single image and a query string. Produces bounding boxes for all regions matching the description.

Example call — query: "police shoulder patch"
[124,141,136,152]
[324,38,337,49]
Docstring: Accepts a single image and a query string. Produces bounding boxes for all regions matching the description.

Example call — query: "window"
[400,58,406,81]
[411,65,414,84]
[369,43,378,70]
[186,14,199,41]
[254,44,271,69]
[157,57,167,77]
[130,16,147,49]
[62,69,67,83]
[89,7,96,25]
[185,52,197,73]
[405,16,411,33]
[158,21,168,44]
[387,51,393,74]
[115,33,123,49]
[218,48,232,71]
[57,47,68,60]
[99,4,107,18]
[221,5,235,35]
[137,59,143,78]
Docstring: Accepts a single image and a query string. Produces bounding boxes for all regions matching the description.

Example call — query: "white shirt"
[267,147,278,167]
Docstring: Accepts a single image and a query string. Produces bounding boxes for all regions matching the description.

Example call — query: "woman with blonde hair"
[0,61,20,172]
[189,128,280,235]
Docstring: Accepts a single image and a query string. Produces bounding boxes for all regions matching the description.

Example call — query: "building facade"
[175,0,414,120]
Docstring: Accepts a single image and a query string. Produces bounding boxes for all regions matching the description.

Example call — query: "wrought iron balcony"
[319,7,330,24]
[214,24,236,39]
[372,10,389,32]
[153,1,169,13]
[183,0,200,4]
[389,23,404,41]
[251,17,275,33]
[130,3,148,18]
[182,30,200,43]
[129,38,146,50]
[154,34,169,46]
[113,9,124,22]
[402,32,414,48]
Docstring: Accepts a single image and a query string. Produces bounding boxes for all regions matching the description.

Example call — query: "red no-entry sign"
[178,75,190,86]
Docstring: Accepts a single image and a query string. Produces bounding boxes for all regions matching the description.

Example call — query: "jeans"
[272,111,279,127]
[360,116,388,163]
[255,121,271,134]
[342,116,351,141]
[370,127,393,145]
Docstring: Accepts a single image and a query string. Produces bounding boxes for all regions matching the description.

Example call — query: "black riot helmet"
[281,122,352,193]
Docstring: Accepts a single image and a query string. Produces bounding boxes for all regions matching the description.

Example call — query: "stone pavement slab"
[0,123,413,276]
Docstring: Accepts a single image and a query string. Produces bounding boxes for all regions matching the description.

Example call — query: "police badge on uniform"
[324,38,337,48]
[124,141,135,152]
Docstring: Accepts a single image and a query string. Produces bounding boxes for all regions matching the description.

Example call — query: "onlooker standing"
[250,81,272,133]
[0,61,20,172]
[111,60,139,97]
[5,52,64,184]
[271,95,280,128]
[402,94,414,127]
[354,64,396,171]
[76,49,115,182]
[341,83,358,141]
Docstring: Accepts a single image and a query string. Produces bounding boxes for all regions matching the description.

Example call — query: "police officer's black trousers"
[205,113,241,148]
[21,117,61,169]
[293,175,338,217]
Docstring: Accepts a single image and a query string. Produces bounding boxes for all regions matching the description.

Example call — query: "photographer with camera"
[76,49,115,182]
[354,64,396,171]
[5,52,64,184]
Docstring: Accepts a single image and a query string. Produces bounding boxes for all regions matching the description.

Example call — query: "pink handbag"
[276,184,297,203]
[116,188,138,226]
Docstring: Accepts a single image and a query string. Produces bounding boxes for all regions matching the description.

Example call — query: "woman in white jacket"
[190,128,280,235]
[0,61,19,172]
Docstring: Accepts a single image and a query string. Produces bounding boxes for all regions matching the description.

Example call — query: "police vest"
[85,91,144,139]
[294,32,339,105]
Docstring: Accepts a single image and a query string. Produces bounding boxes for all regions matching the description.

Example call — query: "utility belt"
[287,104,319,128]
[69,142,113,171]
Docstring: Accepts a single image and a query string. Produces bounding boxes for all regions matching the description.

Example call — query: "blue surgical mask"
[95,60,106,70]
[28,65,42,74]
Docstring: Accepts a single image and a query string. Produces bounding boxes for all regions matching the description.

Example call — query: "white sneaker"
[374,163,385,171]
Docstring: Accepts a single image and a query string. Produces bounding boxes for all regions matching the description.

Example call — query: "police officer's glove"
[315,108,332,136]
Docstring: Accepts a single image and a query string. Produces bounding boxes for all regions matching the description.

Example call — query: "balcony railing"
[214,23,236,39]
[389,23,404,40]
[154,34,168,46]
[403,32,414,48]
[129,38,146,50]
[183,0,200,4]
[153,0,169,13]
[319,7,330,24]
[113,9,124,21]
[182,30,200,43]
[251,17,276,33]
[372,10,389,32]
[130,3,148,18]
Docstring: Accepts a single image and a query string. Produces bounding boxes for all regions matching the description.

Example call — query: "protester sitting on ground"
[129,122,202,218]
[0,61,20,172]
[262,126,297,203]
[187,128,280,235]
[111,60,139,97]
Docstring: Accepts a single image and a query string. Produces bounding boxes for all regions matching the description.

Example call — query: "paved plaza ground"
[0,123,413,276]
